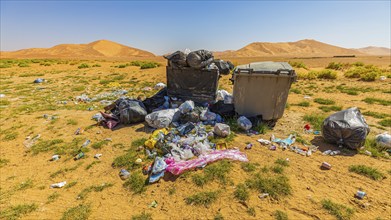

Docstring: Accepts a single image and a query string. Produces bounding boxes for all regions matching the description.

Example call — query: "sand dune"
[218,39,366,57]
[1,40,155,58]
[355,46,391,56]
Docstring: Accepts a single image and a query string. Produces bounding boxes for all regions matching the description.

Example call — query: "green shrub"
[91,140,109,149]
[112,151,139,170]
[241,162,258,172]
[314,98,335,105]
[326,62,349,70]
[234,183,249,202]
[362,111,390,119]
[18,63,30,67]
[318,105,342,113]
[344,65,382,81]
[92,64,101,67]
[288,61,308,69]
[274,210,289,220]
[290,88,302,94]
[362,98,391,106]
[132,211,153,220]
[379,119,391,127]
[317,69,337,79]
[61,204,91,220]
[123,173,146,194]
[0,203,38,220]
[78,63,90,69]
[245,173,291,200]
[321,199,354,220]
[348,165,384,180]
[352,62,364,67]
[297,101,310,107]
[185,191,219,207]
[275,158,289,167]
[303,113,326,130]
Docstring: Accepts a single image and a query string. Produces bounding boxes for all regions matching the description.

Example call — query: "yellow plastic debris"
[144,128,168,149]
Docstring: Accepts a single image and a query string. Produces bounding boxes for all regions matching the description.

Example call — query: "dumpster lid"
[234,61,294,74]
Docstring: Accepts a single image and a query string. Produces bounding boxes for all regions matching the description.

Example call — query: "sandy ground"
[0,56,390,220]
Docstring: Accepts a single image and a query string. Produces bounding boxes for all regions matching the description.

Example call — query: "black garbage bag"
[213,60,234,75]
[209,100,235,117]
[164,51,188,68]
[322,107,370,149]
[142,88,167,113]
[113,98,147,124]
[186,50,214,69]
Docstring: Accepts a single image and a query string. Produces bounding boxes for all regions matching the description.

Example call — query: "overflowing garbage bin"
[232,61,296,122]
[166,66,219,103]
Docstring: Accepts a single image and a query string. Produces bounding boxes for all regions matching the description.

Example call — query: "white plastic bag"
[178,100,195,114]
[237,116,252,131]
[145,108,180,128]
[214,123,231,137]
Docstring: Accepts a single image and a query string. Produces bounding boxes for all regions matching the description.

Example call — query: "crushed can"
[321,162,332,170]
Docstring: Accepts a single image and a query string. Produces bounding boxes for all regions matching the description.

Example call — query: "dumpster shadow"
[310,136,358,157]
[163,173,180,182]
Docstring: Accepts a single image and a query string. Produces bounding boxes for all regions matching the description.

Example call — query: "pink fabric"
[165,149,249,175]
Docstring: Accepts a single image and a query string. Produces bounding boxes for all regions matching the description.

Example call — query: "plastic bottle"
[74,152,84,160]
[50,181,66,188]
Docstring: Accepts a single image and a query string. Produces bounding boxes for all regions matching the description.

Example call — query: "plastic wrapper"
[200,109,217,121]
[145,108,181,128]
[149,157,167,183]
[214,123,231,137]
[179,100,195,114]
[322,107,370,149]
[237,116,252,131]
[376,132,391,149]
[165,150,249,175]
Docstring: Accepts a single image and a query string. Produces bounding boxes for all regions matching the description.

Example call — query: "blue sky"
[1,1,390,55]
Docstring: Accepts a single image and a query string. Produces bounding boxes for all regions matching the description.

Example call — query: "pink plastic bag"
[165,149,248,175]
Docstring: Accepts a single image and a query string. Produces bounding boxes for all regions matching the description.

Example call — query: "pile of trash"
[93,95,250,183]
[164,49,234,75]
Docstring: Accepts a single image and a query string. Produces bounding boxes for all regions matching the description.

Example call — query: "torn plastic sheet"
[165,149,248,175]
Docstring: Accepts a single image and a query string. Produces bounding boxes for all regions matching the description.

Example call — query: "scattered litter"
[50,155,61,161]
[321,162,332,170]
[23,134,41,149]
[379,76,386,81]
[257,139,271,145]
[34,78,44,83]
[245,143,253,150]
[269,145,277,151]
[322,107,369,149]
[0,94,5,98]
[356,190,366,199]
[75,94,91,102]
[376,132,391,149]
[104,138,112,142]
[74,128,83,135]
[271,134,296,147]
[74,152,85,161]
[143,164,152,175]
[154,83,166,90]
[304,95,311,99]
[142,87,153,91]
[214,123,231,137]
[145,108,180,129]
[50,181,66,188]
[364,150,372,156]
[258,193,269,199]
[322,150,340,156]
[135,158,143,164]
[94,154,102,159]
[178,100,195,114]
[92,113,104,121]
[148,200,158,208]
[149,157,167,183]
[82,140,91,148]
[237,116,252,131]
[313,130,321,135]
[119,169,130,180]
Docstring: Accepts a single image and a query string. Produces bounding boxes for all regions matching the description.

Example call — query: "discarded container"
[82,140,90,148]
[356,190,366,199]
[50,155,60,161]
[94,154,102,159]
[119,169,130,180]
[232,62,296,121]
[166,66,219,103]
[321,162,332,170]
[50,181,66,188]
[74,152,84,160]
